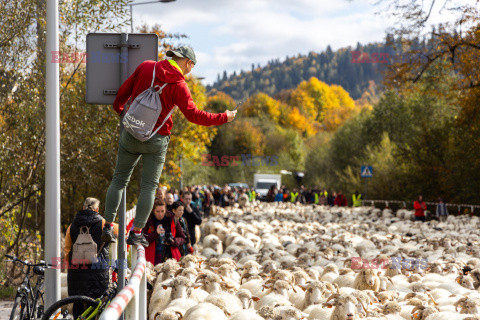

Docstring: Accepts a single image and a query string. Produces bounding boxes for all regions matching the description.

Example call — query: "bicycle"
[5,254,50,320]
[41,268,123,320]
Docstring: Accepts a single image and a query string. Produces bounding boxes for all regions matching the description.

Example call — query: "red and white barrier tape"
[99,244,146,320]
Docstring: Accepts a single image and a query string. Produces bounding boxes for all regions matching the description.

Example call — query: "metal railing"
[100,243,147,320]
[362,199,480,215]
[100,206,145,320]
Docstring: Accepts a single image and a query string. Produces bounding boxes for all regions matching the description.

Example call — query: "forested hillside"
[208,36,405,100]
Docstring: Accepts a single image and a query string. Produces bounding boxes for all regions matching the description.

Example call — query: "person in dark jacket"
[180,191,203,246]
[102,46,237,247]
[162,201,186,261]
[143,200,167,266]
[327,191,336,206]
[64,198,119,318]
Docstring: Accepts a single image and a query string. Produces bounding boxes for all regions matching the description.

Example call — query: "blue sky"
[128,0,455,85]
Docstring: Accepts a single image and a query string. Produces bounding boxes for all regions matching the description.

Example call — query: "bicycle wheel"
[9,295,29,320]
[41,296,99,320]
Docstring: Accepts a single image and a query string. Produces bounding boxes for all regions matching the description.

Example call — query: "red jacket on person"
[334,194,348,207]
[414,201,427,217]
[113,60,228,136]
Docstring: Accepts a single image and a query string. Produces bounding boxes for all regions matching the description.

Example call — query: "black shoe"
[101,224,116,244]
[126,231,149,247]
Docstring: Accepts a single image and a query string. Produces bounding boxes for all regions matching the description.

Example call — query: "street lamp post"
[129,0,176,33]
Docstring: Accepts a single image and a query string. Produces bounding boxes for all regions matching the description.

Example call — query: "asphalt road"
[0,300,14,320]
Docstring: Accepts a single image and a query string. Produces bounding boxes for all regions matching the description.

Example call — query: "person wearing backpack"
[101,46,237,247]
[64,198,119,318]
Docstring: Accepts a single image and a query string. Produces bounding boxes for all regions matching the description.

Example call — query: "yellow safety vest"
[290,192,298,202]
[352,194,362,207]
[314,193,319,204]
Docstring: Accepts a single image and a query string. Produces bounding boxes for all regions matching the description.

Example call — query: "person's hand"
[225,110,237,122]
[188,246,194,254]
[186,204,192,212]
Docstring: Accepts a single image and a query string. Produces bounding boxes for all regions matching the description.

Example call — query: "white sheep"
[353,269,380,291]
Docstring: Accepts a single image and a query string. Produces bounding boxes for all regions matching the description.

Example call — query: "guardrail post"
[100,244,146,320]
[139,258,147,320]
[125,247,139,320]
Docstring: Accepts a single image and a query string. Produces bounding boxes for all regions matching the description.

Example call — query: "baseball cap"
[166,46,197,65]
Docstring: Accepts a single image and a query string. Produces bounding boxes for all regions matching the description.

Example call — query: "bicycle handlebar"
[4,254,52,267]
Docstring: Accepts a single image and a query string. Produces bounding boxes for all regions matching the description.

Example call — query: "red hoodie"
[113,60,228,136]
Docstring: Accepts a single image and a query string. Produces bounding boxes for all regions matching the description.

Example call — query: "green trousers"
[104,130,170,228]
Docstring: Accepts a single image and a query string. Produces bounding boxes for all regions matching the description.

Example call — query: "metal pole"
[130,4,133,33]
[180,154,183,190]
[117,32,129,320]
[45,0,60,309]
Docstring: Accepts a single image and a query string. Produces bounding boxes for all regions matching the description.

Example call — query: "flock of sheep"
[143,202,480,320]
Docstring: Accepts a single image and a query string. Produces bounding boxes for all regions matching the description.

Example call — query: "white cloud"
[130,0,460,84]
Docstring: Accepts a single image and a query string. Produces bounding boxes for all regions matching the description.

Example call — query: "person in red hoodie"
[334,191,348,207]
[101,46,237,247]
[414,195,427,222]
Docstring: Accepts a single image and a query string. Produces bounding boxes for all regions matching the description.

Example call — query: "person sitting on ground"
[64,197,119,319]
[143,200,167,266]
[162,201,187,261]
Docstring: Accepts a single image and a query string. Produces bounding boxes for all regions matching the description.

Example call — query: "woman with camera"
[162,201,187,262]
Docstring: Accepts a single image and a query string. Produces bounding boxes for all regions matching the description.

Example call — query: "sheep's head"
[261,260,278,273]
[456,275,475,290]
[272,270,295,285]
[174,267,198,283]
[382,301,401,315]
[454,296,480,314]
[242,260,261,273]
[375,291,398,304]
[236,289,259,309]
[299,281,325,307]
[179,254,202,269]
[155,259,180,281]
[195,272,222,293]
[411,305,439,320]
[216,257,237,269]
[154,309,183,320]
[296,253,313,267]
[272,280,293,297]
[322,263,339,275]
[324,294,363,320]
[292,270,309,286]
[410,282,429,293]
[359,269,378,287]
[378,276,393,291]
[273,306,308,320]
[161,276,199,300]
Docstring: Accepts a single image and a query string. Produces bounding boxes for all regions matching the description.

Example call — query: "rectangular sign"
[86,33,158,105]
[361,165,373,178]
